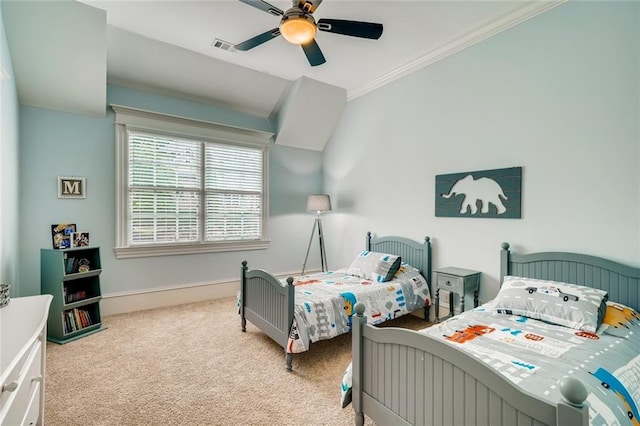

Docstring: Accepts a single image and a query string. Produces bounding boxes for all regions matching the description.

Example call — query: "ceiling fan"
[235,0,383,66]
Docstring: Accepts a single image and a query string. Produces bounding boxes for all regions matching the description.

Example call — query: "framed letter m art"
[58,176,86,199]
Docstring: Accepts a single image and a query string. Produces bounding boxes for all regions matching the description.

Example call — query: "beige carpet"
[45,297,430,426]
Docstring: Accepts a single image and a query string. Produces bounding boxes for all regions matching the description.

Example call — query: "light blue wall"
[323,1,640,303]
[0,5,20,295]
[10,1,638,303]
[17,85,323,297]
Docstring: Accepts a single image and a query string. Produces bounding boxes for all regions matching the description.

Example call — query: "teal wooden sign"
[435,167,522,218]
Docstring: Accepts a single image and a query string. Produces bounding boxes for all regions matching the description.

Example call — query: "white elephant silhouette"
[441,175,508,215]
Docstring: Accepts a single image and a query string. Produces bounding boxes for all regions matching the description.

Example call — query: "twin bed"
[347,242,640,426]
[241,233,640,425]
[240,232,432,371]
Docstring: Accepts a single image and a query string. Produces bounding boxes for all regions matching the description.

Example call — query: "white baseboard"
[101,280,238,316]
[100,268,311,317]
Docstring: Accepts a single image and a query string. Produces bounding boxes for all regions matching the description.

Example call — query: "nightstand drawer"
[436,274,464,293]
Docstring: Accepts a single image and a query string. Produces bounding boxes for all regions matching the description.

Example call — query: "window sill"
[114,240,269,259]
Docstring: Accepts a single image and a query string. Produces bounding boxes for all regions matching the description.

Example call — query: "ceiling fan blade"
[235,28,281,51]
[238,0,283,16]
[317,19,383,39]
[301,39,326,66]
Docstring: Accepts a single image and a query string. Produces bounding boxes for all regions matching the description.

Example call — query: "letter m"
[63,179,81,195]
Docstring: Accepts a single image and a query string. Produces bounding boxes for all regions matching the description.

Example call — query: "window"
[112,105,273,258]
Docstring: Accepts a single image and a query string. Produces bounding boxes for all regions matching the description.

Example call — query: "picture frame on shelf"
[51,224,76,249]
[70,232,90,248]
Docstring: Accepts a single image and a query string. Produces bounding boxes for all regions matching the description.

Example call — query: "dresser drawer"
[22,379,41,426]
[1,337,38,412]
[1,340,43,426]
[0,295,51,426]
[436,274,464,294]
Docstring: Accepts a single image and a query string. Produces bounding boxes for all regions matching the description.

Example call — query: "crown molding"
[347,0,567,101]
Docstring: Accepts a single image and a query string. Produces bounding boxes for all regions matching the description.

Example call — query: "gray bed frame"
[351,242,640,426]
[241,231,432,372]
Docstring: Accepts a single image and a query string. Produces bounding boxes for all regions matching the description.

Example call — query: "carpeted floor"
[44,297,430,425]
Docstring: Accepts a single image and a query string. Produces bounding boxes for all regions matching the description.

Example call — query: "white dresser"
[0,295,52,426]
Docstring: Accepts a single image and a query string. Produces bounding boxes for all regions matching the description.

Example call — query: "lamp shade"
[306,194,332,213]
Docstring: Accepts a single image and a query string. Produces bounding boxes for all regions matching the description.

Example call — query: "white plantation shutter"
[128,132,201,244]
[205,144,262,241]
[128,132,265,245]
[113,105,272,258]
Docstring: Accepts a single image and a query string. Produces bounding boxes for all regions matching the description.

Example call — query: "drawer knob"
[2,381,18,393]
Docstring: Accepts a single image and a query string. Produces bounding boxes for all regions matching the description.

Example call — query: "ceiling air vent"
[211,38,236,53]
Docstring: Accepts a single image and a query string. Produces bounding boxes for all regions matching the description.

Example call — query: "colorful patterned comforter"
[288,263,431,354]
[341,301,640,425]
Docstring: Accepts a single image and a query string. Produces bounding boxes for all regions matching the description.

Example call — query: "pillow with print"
[345,251,401,283]
[493,275,608,332]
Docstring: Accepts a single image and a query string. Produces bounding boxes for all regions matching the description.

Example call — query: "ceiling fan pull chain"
[301,2,313,14]
[298,0,322,14]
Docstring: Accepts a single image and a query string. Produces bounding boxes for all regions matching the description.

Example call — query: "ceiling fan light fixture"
[236,0,384,66]
[280,14,316,45]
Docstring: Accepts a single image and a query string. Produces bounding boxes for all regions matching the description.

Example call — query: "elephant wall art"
[435,167,522,218]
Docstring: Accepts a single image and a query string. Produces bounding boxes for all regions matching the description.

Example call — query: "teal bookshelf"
[41,246,105,344]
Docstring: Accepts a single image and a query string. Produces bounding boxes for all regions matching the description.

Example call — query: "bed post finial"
[558,377,588,407]
[242,260,247,268]
[286,277,294,286]
[354,302,365,317]
[424,236,430,243]
[500,243,510,285]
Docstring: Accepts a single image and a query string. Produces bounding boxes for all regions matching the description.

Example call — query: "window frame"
[112,105,273,259]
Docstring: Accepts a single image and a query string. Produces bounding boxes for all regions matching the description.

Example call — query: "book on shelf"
[64,256,76,274]
[64,288,86,303]
[62,307,95,334]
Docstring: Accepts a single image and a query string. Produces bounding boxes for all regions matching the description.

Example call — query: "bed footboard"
[351,302,588,426]
[241,260,295,371]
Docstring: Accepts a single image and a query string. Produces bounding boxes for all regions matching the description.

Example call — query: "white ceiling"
[3,0,563,118]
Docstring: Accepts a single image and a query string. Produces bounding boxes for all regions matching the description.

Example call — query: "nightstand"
[434,267,481,323]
